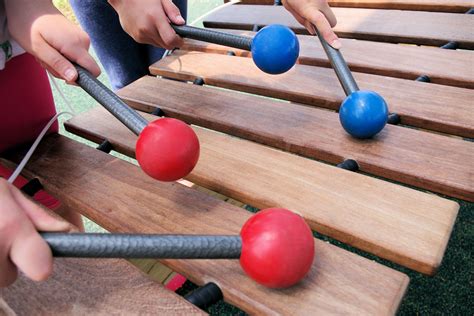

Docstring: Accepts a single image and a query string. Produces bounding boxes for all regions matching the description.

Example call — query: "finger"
[285,5,314,35]
[9,226,53,282]
[154,5,183,49]
[318,2,338,27]
[162,0,185,25]
[64,48,101,78]
[8,185,73,233]
[303,9,341,49]
[35,35,78,83]
[0,182,19,287]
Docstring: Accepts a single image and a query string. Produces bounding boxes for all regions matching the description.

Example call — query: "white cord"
[7,73,76,184]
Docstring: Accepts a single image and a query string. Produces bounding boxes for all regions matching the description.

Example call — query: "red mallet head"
[240,208,315,288]
[136,118,200,181]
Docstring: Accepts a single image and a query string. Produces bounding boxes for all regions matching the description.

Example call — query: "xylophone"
[1,0,473,315]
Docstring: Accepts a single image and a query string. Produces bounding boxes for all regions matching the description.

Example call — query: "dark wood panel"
[0,258,204,315]
[65,107,459,275]
[117,76,474,201]
[228,0,474,13]
[204,5,474,48]
[182,32,474,89]
[151,51,474,138]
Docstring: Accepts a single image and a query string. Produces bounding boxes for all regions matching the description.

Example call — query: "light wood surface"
[65,107,459,275]
[116,76,474,201]
[203,5,474,48]
[228,0,474,12]
[151,51,474,138]
[4,135,409,315]
[182,32,474,89]
[0,258,204,315]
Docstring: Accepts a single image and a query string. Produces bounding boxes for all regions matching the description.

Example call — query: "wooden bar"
[116,76,474,201]
[203,5,474,48]
[182,32,474,89]
[65,107,459,275]
[227,0,474,13]
[0,258,204,315]
[4,135,410,315]
[151,51,474,138]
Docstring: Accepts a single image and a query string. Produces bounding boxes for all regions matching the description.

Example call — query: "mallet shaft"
[172,25,252,51]
[75,65,148,135]
[41,233,242,259]
[316,30,359,96]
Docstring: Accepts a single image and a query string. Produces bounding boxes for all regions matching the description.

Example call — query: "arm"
[4,0,101,83]
[282,0,341,49]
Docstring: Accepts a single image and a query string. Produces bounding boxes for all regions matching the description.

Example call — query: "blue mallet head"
[339,90,389,139]
[251,24,299,75]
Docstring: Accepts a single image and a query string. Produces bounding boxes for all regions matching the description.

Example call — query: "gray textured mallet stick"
[75,65,148,135]
[315,29,359,96]
[41,233,242,259]
[172,25,252,51]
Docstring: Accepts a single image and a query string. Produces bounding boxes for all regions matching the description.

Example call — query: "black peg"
[337,159,359,172]
[226,51,236,56]
[252,24,261,32]
[185,282,223,310]
[151,107,165,117]
[440,41,459,50]
[96,140,114,154]
[193,77,205,86]
[274,0,282,5]
[415,75,431,83]
[21,178,43,197]
[387,113,401,125]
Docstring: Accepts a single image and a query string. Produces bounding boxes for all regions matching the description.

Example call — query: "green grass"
[49,1,473,315]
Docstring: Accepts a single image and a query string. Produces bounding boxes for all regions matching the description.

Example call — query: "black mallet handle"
[315,29,359,96]
[41,233,242,259]
[172,25,252,51]
[75,65,148,135]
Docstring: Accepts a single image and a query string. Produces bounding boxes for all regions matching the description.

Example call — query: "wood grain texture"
[203,5,474,48]
[228,0,474,12]
[182,32,474,89]
[5,135,409,315]
[116,76,474,201]
[65,107,459,275]
[0,258,204,315]
[151,51,474,138]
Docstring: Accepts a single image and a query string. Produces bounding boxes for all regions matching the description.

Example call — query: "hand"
[0,179,74,287]
[5,0,101,83]
[108,0,185,49]
[282,0,341,49]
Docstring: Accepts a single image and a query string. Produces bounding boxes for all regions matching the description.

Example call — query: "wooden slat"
[65,107,459,275]
[4,135,410,315]
[182,32,474,89]
[203,5,474,48]
[229,0,474,13]
[151,51,474,138]
[0,258,204,315]
[117,76,474,201]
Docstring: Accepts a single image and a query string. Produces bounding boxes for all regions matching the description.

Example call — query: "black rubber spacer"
[185,282,223,310]
[21,178,44,197]
[387,113,401,125]
[415,75,431,83]
[96,140,114,154]
[337,159,359,172]
[193,77,205,86]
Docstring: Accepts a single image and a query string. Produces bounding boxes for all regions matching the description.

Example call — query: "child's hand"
[108,0,185,50]
[282,0,341,49]
[5,0,101,83]
[0,179,74,287]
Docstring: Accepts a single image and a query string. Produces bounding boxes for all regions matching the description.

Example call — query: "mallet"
[316,30,389,139]
[75,65,200,181]
[172,24,299,75]
[41,208,314,288]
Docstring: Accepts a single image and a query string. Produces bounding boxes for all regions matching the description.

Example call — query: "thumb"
[163,0,185,25]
